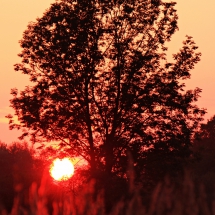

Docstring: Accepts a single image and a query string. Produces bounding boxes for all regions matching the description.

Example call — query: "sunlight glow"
[50,158,74,181]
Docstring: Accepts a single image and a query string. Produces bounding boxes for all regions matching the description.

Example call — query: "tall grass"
[2,170,215,215]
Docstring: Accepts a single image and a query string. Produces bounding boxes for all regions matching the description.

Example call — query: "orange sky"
[0,0,215,144]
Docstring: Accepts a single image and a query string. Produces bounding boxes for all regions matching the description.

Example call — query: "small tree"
[0,141,41,213]
[189,116,215,202]
[192,116,215,176]
[8,0,205,207]
[0,142,14,212]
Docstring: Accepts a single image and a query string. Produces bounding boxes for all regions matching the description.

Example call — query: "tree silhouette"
[8,0,205,208]
[0,141,42,213]
[0,142,14,212]
[189,116,215,203]
[192,117,215,178]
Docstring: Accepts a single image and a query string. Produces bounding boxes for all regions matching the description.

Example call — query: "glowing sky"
[0,0,214,144]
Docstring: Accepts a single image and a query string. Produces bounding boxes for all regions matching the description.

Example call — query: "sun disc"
[50,158,74,181]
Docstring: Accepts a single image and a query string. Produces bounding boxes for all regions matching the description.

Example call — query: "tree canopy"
[8,0,205,196]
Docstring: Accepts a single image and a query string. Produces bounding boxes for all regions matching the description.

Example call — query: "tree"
[8,0,205,207]
[190,116,215,200]
[0,141,42,213]
[0,142,14,212]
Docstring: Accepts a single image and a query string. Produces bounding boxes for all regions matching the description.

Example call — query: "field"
[1,170,214,215]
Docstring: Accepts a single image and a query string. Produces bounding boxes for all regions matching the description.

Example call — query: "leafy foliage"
[190,116,215,200]
[0,141,43,212]
[0,142,14,212]
[8,0,205,208]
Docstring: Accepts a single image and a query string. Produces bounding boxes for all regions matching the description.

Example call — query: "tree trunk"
[103,134,115,212]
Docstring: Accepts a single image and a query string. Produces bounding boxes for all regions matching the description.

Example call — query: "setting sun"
[50,158,74,181]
